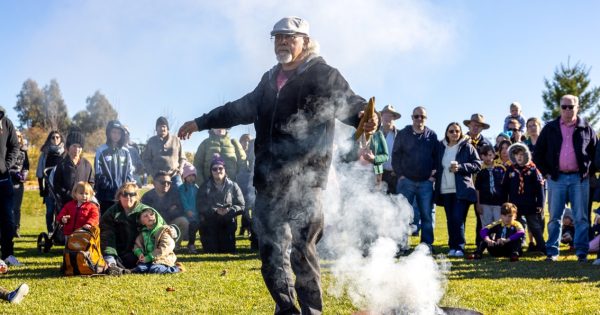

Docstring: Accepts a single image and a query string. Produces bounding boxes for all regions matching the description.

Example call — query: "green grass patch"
[2,191,600,314]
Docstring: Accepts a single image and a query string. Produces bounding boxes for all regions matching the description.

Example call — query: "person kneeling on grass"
[468,202,525,261]
[132,208,182,274]
[0,260,29,304]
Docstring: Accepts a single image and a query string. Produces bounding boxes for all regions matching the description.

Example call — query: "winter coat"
[193,131,247,186]
[534,116,597,180]
[126,143,144,175]
[466,132,493,155]
[9,148,29,187]
[100,201,152,258]
[193,55,366,191]
[53,156,94,206]
[142,134,185,177]
[392,126,439,181]
[36,144,64,197]
[197,177,245,226]
[140,188,185,222]
[0,106,19,180]
[178,182,199,221]
[344,130,389,175]
[94,144,134,202]
[435,138,482,204]
[133,209,177,267]
[56,200,100,236]
[475,161,506,206]
[502,143,545,214]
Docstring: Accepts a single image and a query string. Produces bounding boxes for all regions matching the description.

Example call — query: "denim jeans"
[546,174,589,257]
[44,195,56,233]
[397,177,434,246]
[0,177,15,259]
[441,193,470,251]
[132,263,180,274]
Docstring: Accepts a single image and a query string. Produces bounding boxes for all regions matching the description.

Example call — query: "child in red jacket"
[56,181,100,235]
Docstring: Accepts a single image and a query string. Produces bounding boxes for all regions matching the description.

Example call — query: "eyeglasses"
[412,115,427,120]
[158,180,172,186]
[211,166,225,172]
[561,105,575,110]
[271,34,304,42]
[448,130,460,134]
[509,128,519,132]
[121,191,137,198]
[52,136,60,139]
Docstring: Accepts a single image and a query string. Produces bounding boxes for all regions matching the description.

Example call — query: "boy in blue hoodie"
[178,162,199,254]
[132,208,181,274]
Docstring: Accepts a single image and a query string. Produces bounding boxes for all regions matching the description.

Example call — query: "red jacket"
[56,200,100,236]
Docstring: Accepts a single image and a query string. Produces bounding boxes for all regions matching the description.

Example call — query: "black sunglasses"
[412,114,427,120]
[448,130,460,134]
[561,105,575,110]
[509,128,519,132]
[211,166,225,172]
[158,180,172,186]
[121,191,137,198]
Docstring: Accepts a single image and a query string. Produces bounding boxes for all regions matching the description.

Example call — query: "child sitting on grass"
[468,202,525,261]
[56,181,100,236]
[132,208,182,274]
[0,260,29,304]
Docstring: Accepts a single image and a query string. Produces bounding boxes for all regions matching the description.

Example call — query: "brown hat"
[380,105,401,120]
[463,113,490,130]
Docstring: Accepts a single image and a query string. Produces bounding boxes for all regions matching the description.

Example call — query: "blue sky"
[1,1,599,153]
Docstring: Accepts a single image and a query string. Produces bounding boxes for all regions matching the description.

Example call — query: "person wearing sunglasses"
[434,122,481,258]
[177,16,378,314]
[534,94,598,262]
[506,118,524,143]
[35,130,65,233]
[141,170,189,249]
[197,156,244,254]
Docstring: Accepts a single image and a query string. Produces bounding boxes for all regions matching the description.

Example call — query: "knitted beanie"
[156,116,169,129]
[182,162,197,179]
[66,129,85,149]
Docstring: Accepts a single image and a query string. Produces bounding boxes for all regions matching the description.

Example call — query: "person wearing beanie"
[0,106,21,265]
[94,120,135,214]
[196,154,244,253]
[193,128,246,187]
[142,116,186,187]
[53,129,94,207]
[178,161,200,253]
[177,16,379,313]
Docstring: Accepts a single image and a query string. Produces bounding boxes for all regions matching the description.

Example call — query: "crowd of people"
[0,16,599,313]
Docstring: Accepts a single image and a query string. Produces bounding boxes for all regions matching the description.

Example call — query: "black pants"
[188,220,199,246]
[517,211,545,251]
[382,170,397,195]
[253,186,324,315]
[201,214,237,253]
[477,239,523,257]
[13,182,24,229]
[0,177,15,259]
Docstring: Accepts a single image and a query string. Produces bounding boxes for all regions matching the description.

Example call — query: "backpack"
[61,225,107,276]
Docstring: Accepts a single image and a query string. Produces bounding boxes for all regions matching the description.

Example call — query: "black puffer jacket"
[194,55,366,190]
[0,106,19,180]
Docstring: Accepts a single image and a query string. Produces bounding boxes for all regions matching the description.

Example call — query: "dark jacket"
[435,138,482,204]
[0,106,19,180]
[10,148,29,186]
[100,201,151,258]
[392,126,439,181]
[197,177,245,225]
[475,161,506,206]
[534,116,597,180]
[193,55,365,191]
[52,156,94,206]
[94,145,134,202]
[36,144,64,197]
[502,143,545,214]
[466,132,493,155]
[141,188,185,222]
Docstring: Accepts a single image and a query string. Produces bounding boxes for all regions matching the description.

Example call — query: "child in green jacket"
[132,209,181,274]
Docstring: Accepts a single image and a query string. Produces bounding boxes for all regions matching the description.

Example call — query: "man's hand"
[178,120,199,140]
[216,208,229,216]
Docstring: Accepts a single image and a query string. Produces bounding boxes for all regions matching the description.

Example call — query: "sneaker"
[447,249,456,257]
[175,262,186,273]
[5,255,22,267]
[577,255,588,263]
[7,283,29,304]
[545,255,558,262]
[592,259,600,266]
[454,250,464,258]
[510,255,520,262]
[187,244,198,254]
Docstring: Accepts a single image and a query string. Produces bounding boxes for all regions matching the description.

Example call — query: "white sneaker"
[5,255,22,267]
[448,249,456,257]
[7,283,29,304]
[592,259,600,266]
[454,250,465,257]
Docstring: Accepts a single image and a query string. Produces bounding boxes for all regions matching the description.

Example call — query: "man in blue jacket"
[534,94,597,262]
[178,16,378,315]
[392,106,439,251]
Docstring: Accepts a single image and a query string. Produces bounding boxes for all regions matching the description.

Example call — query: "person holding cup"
[434,122,482,257]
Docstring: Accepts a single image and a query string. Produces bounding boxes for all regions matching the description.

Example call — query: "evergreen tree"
[542,60,600,126]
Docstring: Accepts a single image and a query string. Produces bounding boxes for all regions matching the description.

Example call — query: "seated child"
[468,202,525,261]
[560,208,575,249]
[132,208,181,274]
[56,181,100,236]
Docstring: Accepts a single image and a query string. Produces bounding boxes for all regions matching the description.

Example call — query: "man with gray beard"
[179,16,378,315]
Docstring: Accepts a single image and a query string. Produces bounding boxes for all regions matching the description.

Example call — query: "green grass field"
[2,191,600,314]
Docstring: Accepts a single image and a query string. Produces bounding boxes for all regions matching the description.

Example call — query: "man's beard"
[276,50,293,64]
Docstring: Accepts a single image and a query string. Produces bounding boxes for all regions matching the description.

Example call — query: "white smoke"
[320,122,450,314]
